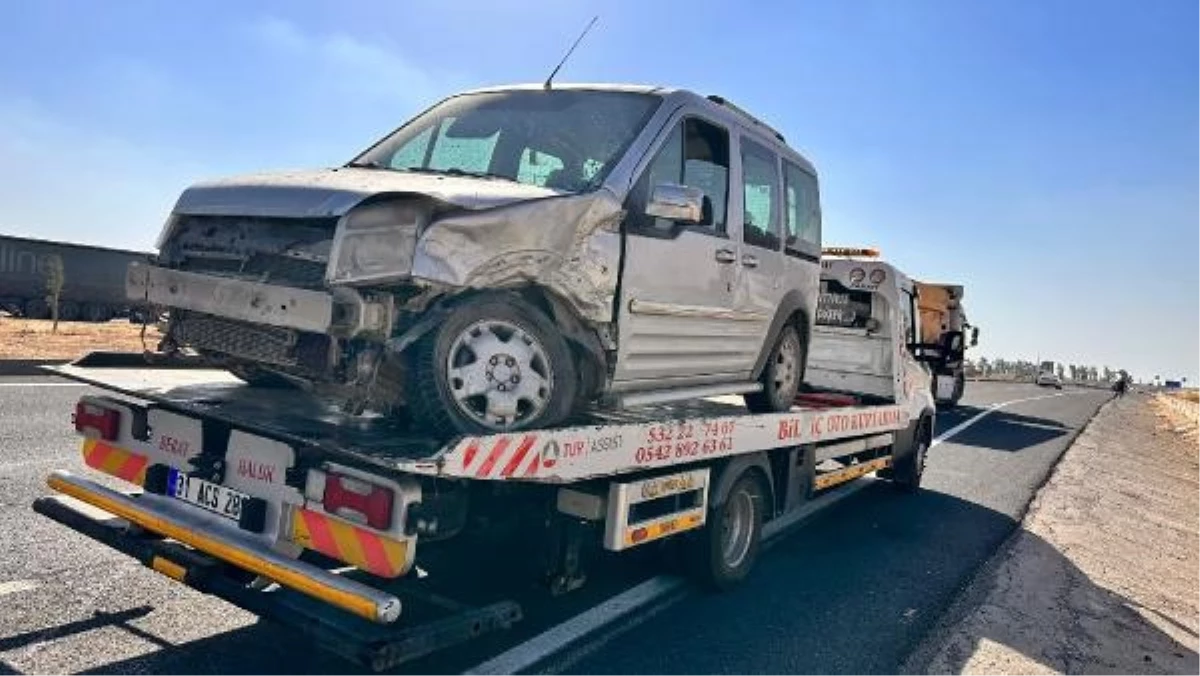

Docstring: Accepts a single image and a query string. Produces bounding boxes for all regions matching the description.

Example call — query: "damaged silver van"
[129,84,823,434]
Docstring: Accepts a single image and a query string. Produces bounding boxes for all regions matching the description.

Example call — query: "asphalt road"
[0,377,1110,675]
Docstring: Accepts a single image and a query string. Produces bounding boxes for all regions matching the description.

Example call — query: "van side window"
[740,139,781,250]
[783,162,821,247]
[628,117,730,234]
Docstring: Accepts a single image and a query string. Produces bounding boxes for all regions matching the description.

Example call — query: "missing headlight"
[327,201,427,285]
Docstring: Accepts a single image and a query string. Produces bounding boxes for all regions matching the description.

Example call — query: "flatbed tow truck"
[33,249,940,670]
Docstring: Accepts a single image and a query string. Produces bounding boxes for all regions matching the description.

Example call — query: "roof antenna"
[544,15,599,90]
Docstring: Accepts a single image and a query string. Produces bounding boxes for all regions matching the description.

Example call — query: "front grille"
[169,215,335,289]
[175,313,299,367]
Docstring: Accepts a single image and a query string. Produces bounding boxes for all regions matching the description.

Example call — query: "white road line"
[464,577,685,675]
[0,579,40,597]
[932,392,1072,447]
[465,480,872,675]
[0,382,85,387]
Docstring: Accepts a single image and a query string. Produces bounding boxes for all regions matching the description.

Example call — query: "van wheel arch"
[751,293,813,381]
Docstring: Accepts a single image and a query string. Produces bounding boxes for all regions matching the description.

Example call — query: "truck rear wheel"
[58,301,80,322]
[407,294,579,436]
[745,325,803,413]
[82,303,113,323]
[23,298,50,320]
[890,420,930,492]
[690,471,766,590]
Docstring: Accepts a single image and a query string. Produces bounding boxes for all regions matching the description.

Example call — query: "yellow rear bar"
[46,470,401,623]
[813,457,893,491]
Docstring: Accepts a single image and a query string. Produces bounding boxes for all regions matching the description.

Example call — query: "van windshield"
[352,90,660,193]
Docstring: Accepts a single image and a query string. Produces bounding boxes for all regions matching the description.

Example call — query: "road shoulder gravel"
[904,394,1200,674]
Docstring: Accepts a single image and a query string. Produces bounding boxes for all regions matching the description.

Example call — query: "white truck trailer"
[34,253,940,670]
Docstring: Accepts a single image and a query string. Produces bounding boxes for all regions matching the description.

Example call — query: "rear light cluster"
[323,472,394,530]
[74,401,120,441]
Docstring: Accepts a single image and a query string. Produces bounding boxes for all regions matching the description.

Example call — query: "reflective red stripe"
[523,447,541,476]
[462,441,480,469]
[354,527,392,576]
[84,441,115,470]
[500,435,536,477]
[300,509,338,555]
[475,437,510,478]
[117,453,148,484]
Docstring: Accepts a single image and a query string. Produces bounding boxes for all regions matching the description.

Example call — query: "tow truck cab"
[807,247,939,412]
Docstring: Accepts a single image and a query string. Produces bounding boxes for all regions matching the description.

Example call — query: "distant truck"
[913,281,977,407]
[0,234,151,322]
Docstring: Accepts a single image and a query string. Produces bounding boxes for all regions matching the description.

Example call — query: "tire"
[744,325,803,413]
[58,301,80,322]
[23,298,50,320]
[891,420,929,492]
[82,303,113,323]
[689,471,766,590]
[407,294,579,436]
[941,371,965,408]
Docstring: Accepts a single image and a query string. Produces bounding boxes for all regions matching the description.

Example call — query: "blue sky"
[1,0,1196,382]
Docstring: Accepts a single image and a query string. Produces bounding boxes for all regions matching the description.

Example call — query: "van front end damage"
[133,176,625,416]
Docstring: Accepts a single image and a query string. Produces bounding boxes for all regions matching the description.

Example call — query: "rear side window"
[740,139,781,250]
[784,162,821,247]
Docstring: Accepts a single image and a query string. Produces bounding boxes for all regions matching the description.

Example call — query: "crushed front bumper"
[126,261,393,338]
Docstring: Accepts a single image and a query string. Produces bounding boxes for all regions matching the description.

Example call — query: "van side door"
[614,114,756,386]
[732,136,786,360]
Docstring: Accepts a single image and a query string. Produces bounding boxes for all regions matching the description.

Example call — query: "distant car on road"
[1036,370,1064,389]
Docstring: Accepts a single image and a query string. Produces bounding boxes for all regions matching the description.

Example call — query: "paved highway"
[0,377,1110,674]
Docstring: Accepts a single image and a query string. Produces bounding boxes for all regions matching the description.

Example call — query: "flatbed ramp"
[49,355,908,484]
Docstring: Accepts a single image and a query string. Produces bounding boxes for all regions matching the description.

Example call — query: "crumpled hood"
[172,167,563,218]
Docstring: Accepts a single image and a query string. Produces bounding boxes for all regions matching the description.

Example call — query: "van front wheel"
[408,294,579,436]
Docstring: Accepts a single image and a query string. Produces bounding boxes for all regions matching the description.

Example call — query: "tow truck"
[914,280,978,407]
[33,247,941,670]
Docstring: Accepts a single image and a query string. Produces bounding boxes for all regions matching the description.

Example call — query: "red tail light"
[323,472,393,530]
[74,401,120,441]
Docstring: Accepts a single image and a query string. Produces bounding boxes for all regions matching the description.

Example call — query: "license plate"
[168,469,248,522]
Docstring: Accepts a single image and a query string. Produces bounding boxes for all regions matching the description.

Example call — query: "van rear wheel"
[745,325,803,413]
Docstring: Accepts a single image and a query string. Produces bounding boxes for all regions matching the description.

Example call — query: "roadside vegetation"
[0,316,161,360]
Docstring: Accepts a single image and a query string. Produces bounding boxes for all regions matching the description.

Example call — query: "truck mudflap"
[34,477,522,671]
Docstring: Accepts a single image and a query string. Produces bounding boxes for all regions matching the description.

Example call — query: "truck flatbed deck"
[49,354,908,484]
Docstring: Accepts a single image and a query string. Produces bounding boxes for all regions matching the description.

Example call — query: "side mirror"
[971,326,979,347]
[646,183,707,225]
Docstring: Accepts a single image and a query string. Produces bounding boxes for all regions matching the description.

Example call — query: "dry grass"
[0,317,162,361]
[1174,390,1199,403]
